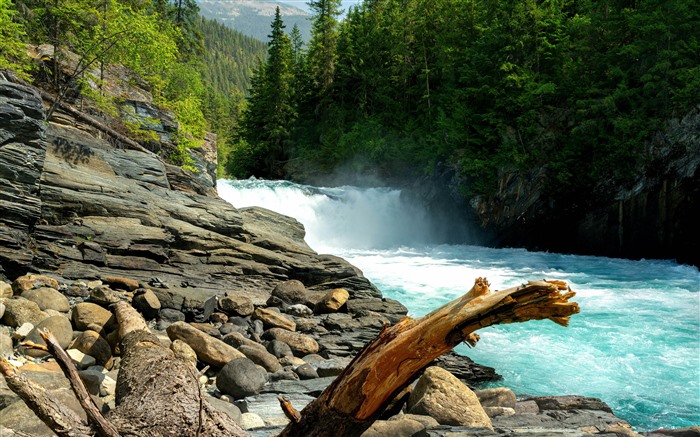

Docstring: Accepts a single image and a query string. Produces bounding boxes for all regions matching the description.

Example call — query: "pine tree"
[307,0,342,96]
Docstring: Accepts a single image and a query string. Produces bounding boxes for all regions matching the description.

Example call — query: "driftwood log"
[0,278,578,436]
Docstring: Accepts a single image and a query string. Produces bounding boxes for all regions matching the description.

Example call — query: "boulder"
[262,328,319,356]
[285,304,313,317]
[238,344,283,373]
[219,295,254,317]
[170,339,198,366]
[1,297,48,327]
[70,330,113,366]
[166,321,244,367]
[269,280,307,305]
[21,287,70,312]
[67,349,97,369]
[407,366,492,429]
[223,332,266,352]
[205,395,242,423]
[314,288,349,314]
[72,302,117,334]
[22,315,73,358]
[216,358,267,399]
[266,340,293,358]
[389,414,439,429]
[294,363,318,380]
[132,289,161,319]
[12,275,59,294]
[0,281,13,298]
[79,368,116,397]
[239,412,265,430]
[361,418,425,437]
[89,287,122,306]
[476,387,517,409]
[253,307,296,331]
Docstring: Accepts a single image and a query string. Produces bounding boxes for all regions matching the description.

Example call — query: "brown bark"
[278,278,580,437]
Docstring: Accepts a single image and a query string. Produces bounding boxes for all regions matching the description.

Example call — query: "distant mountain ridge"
[197,0,312,42]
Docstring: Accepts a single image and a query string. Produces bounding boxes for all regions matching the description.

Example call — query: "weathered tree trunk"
[1,278,578,437]
[278,278,579,437]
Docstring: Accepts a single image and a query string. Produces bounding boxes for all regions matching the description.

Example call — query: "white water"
[218,178,700,431]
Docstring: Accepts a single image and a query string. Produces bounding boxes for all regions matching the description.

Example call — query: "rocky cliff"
[0,79,388,320]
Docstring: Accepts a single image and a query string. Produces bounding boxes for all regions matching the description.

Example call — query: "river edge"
[1,80,697,436]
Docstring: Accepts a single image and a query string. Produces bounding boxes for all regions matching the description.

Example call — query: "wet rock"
[253,307,296,332]
[21,287,70,312]
[361,418,425,437]
[314,288,349,314]
[527,395,613,413]
[216,358,267,399]
[219,295,254,317]
[72,302,117,334]
[407,366,492,429]
[166,321,244,367]
[262,328,319,356]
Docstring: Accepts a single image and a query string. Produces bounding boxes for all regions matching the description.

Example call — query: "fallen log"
[278,278,579,436]
[0,278,578,436]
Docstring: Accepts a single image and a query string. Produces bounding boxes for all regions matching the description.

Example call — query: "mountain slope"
[198,0,311,42]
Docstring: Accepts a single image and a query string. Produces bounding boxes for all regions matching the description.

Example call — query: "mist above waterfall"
[218,178,461,251]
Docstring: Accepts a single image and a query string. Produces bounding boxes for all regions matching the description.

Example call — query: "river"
[218,178,700,431]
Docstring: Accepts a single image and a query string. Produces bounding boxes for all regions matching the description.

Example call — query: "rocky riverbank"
[1,80,697,436]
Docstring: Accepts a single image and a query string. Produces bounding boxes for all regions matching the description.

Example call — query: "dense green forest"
[0,0,263,174]
[231,0,699,204]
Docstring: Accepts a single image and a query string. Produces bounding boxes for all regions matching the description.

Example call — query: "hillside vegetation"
[0,0,262,174]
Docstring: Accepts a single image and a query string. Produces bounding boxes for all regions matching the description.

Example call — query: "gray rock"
[266,340,293,358]
[235,392,314,425]
[644,427,700,437]
[21,287,69,312]
[294,363,318,380]
[159,308,186,323]
[361,418,425,437]
[0,332,12,358]
[216,358,267,399]
[407,366,492,429]
[89,287,122,306]
[515,400,539,414]
[223,331,266,352]
[219,322,247,336]
[269,368,299,382]
[260,376,335,397]
[79,368,116,396]
[527,395,613,413]
[205,395,242,423]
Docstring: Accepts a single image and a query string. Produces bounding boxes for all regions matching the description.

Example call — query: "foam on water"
[218,178,700,431]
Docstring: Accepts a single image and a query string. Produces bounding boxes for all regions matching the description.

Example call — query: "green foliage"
[0,0,32,79]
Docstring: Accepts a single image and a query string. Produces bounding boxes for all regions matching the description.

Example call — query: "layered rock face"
[0,80,384,319]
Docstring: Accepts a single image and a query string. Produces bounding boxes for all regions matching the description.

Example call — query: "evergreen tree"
[233,7,296,177]
[0,0,31,79]
[306,0,342,96]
